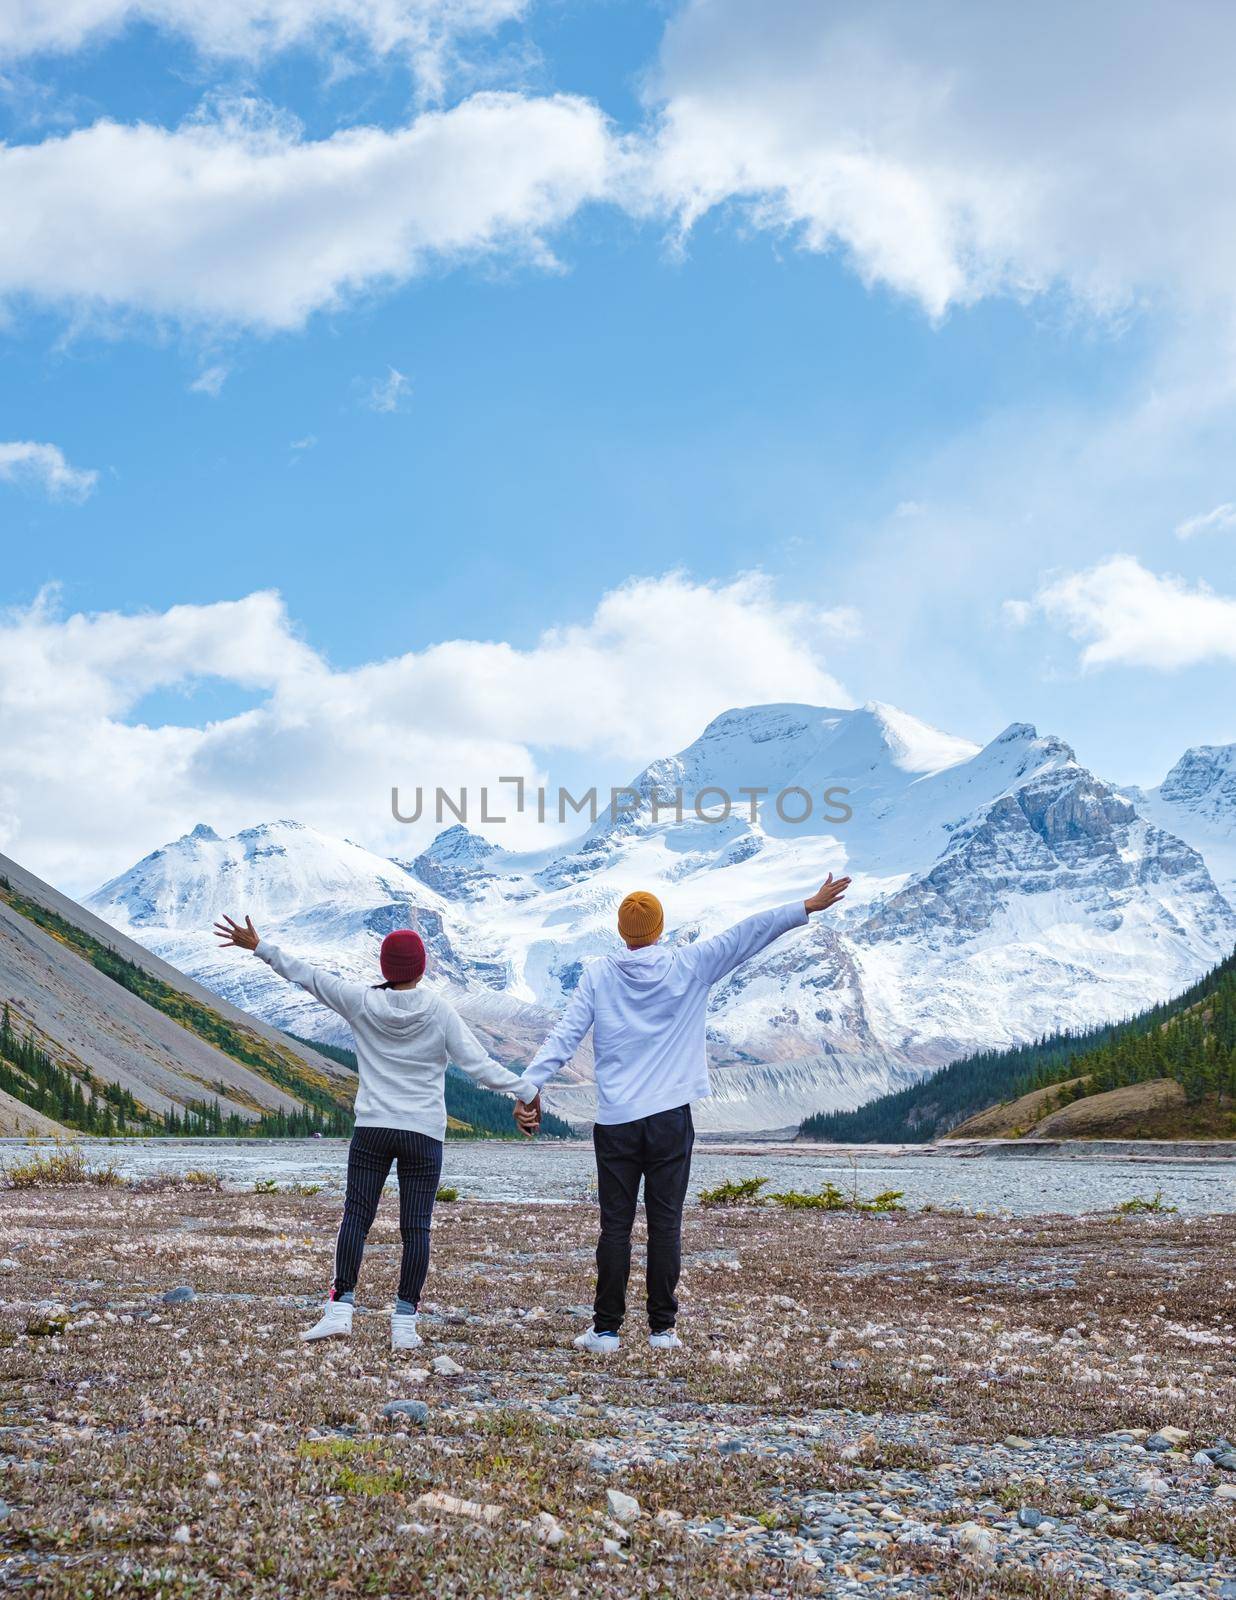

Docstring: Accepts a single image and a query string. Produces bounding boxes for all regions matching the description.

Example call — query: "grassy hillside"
[0,999,351,1138]
[801,945,1236,1143]
[0,875,352,1117]
[292,1034,578,1140]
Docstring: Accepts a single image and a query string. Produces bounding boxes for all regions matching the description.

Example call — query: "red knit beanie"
[380,930,426,985]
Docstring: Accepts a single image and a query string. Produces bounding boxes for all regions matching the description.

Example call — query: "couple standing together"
[214,874,850,1353]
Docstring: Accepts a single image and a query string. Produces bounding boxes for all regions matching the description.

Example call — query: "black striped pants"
[331,1125,443,1308]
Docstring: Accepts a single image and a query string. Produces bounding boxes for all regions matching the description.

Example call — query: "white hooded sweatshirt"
[255,940,522,1140]
[514,901,809,1125]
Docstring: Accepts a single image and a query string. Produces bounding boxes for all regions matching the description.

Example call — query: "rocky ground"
[1,1179,1234,1597]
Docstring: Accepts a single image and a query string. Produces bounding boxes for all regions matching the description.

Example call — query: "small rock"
[1155,1425,1189,1445]
[417,1491,502,1524]
[1219,1582,1236,1600]
[1144,1435,1174,1452]
[718,1440,745,1456]
[162,1287,195,1305]
[953,1522,996,1565]
[171,1524,191,1545]
[1192,1451,1214,1467]
[0,1259,20,1272]
[1213,1451,1236,1471]
[1002,1435,1033,1450]
[382,1400,429,1425]
[655,1509,683,1526]
[1214,1484,1236,1502]
[533,1511,564,1546]
[203,1471,222,1490]
[606,1488,640,1524]
[602,1537,624,1557]
[1017,1507,1043,1529]
[565,1305,592,1319]
[431,1356,464,1376]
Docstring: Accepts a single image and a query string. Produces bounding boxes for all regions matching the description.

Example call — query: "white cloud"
[363,365,411,412]
[1176,502,1236,540]
[0,574,853,890]
[639,0,1236,325]
[189,363,229,396]
[1020,555,1236,672]
[819,606,861,641]
[0,440,98,502]
[0,92,613,331]
[0,1,527,98]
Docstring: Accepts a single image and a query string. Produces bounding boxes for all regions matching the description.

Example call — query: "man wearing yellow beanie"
[616,889,663,948]
[513,872,852,1353]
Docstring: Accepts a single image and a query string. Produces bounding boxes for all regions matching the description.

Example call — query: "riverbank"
[2,1187,1234,1597]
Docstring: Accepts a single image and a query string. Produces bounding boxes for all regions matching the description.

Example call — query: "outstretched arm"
[440,1004,524,1092]
[513,969,596,1108]
[213,913,367,1022]
[685,873,852,986]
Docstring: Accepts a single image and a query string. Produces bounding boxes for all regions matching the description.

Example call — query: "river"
[3,1137,1233,1215]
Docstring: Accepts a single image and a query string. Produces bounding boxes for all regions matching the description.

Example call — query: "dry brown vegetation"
[1,1187,1233,1596]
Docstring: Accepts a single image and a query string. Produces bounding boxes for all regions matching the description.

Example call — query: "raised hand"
[213,913,260,951]
[513,1093,542,1138]
[804,873,852,915]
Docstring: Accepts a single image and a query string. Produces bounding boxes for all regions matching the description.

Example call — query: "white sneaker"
[300,1300,353,1342]
[649,1329,682,1350]
[573,1328,620,1354]
[391,1312,423,1352]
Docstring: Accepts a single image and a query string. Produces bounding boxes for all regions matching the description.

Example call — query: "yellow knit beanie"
[618,890,664,947]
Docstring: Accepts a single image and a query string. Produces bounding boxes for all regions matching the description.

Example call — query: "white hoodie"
[514,901,809,1125]
[255,940,522,1140]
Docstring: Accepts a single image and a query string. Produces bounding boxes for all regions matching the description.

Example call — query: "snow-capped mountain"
[1129,745,1236,906]
[87,818,588,1090]
[86,704,1236,1132]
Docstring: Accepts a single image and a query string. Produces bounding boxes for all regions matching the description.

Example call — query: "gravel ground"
[1,1182,1234,1597]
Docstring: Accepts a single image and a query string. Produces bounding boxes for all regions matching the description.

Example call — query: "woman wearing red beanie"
[214,913,524,1352]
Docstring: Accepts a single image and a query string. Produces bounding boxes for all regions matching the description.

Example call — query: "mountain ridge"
[83,703,1236,1131]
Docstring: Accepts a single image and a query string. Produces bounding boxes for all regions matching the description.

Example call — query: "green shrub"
[697,1176,769,1208]
[435,1185,459,1203]
[769,1183,905,1212]
[1114,1190,1177,1215]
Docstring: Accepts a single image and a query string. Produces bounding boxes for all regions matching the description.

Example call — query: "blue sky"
[2,0,1236,890]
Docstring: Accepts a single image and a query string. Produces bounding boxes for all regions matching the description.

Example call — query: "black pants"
[593,1104,694,1334]
[331,1125,443,1308]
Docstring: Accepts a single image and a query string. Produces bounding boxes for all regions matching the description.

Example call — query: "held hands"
[804,873,852,916]
[214,913,261,951]
[513,1093,542,1138]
